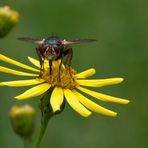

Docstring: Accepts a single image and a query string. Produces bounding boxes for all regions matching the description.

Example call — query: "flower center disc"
[41,64,79,89]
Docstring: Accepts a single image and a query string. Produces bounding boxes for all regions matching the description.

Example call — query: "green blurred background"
[0,0,147,148]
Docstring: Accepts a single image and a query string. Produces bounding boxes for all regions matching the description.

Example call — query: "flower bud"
[9,104,35,139]
[0,6,19,38]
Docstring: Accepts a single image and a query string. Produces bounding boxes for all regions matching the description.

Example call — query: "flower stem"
[23,139,31,148]
[33,89,54,148]
[33,88,65,148]
[34,114,50,148]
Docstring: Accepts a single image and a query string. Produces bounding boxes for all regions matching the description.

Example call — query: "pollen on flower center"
[41,65,79,89]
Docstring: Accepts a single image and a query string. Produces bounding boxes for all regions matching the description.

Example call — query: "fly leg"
[63,48,73,67]
[58,54,64,81]
[63,48,74,79]
[36,47,44,77]
[49,60,52,75]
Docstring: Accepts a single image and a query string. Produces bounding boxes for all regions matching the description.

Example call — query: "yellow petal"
[63,89,91,117]
[15,83,51,100]
[43,59,50,68]
[0,66,38,76]
[78,86,130,104]
[28,56,40,68]
[52,59,65,69]
[75,68,96,78]
[1,78,45,87]
[73,90,117,117]
[52,59,60,68]
[0,83,5,86]
[50,87,64,112]
[0,54,39,72]
[28,56,49,69]
[77,78,124,87]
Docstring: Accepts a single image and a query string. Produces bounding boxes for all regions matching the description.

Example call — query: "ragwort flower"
[0,54,130,117]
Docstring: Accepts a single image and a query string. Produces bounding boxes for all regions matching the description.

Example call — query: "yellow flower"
[0,54,130,117]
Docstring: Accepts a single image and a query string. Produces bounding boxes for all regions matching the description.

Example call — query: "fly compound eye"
[44,47,51,56]
[51,45,60,55]
[53,47,60,54]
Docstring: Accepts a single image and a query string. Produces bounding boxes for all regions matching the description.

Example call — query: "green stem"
[33,89,54,148]
[33,88,64,148]
[34,116,49,148]
[23,138,31,148]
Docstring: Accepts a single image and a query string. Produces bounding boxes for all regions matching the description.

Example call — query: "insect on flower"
[18,35,96,76]
[0,54,130,117]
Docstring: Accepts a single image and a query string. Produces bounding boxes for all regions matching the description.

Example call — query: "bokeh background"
[0,0,147,148]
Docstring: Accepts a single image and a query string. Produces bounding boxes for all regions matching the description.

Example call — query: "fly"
[18,35,96,76]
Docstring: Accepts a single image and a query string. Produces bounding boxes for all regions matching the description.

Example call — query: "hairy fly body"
[18,35,96,76]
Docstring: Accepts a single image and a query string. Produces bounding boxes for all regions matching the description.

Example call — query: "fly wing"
[17,37,45,45]
[62,38,97,45]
